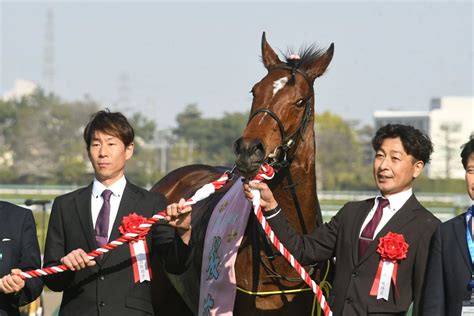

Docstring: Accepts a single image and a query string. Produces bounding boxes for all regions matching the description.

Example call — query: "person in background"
[421,135,474,315]
[0,201,43,316]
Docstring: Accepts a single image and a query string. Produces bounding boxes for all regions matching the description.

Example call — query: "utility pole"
[43,9,55,92]
[117,72,131,112]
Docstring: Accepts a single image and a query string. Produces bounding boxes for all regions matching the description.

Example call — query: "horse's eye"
[296,99,305,107]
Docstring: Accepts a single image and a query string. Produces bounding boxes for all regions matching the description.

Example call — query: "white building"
[374,97,474,179]
[1,79,37,101]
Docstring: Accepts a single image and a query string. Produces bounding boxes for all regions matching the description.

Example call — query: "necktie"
[95,189,113,247]
[358,197,390,257]
[469,206,474,239]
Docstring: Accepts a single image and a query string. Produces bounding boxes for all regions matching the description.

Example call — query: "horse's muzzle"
[233,137,266,178]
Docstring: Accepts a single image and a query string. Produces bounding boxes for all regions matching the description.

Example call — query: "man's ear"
[125,143,134,160]
[413,160,424,179]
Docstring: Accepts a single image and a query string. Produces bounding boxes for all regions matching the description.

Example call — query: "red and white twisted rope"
[19,165,332,315]
[250,165,332,316]
[19,171,232,280]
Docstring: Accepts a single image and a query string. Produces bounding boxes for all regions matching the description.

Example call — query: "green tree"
[130,113,157,143]
[0,90,97,184]
[172,104,247,167]
[0,98,17,182]
[315,112,373,190]
[126,113,162,187]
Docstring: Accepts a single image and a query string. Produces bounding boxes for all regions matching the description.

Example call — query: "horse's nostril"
[254,141,264,155]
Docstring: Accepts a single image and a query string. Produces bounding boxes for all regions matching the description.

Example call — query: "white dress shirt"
[359,188,413,238]
[91,176,127,240]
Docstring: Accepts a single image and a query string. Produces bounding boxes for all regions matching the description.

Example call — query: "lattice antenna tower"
[117,72,131,112]
[43,9,55,92]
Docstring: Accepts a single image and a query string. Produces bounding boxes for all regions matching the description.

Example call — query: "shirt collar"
[92,176,127,199]
[376,188,413,212]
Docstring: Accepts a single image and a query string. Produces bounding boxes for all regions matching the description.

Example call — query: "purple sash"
[199,178,252,315]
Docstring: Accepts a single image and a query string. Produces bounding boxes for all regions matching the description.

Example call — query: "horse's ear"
[261,32,282,70]
[306,43,334,81]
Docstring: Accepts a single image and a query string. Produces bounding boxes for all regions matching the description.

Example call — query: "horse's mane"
[282,44,326,72]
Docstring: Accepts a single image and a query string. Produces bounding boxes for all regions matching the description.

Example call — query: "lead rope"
[18,171,232,279]
[18,165,332,315]
[250,165,332,316]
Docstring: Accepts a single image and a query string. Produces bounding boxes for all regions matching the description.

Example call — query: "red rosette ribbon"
[119,213,152,283]
[370,232,409,299]
[119,213,149,239]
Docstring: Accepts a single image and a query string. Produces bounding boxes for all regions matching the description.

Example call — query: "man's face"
[373,137,424,197]
[88,130,134,186]
[465,153,474,200]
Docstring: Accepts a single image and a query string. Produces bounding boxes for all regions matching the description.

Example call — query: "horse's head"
[234,33,334,178]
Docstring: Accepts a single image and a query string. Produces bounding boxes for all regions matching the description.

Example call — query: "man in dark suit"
[421,136,474,316]
[245,124,440,315]
[43,110,190,316]
[0,202,43,316]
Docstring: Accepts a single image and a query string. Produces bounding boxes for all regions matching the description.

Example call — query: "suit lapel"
[351,199,375,265]
[453,214,471,271]
[357,195,418,266]
[101,181,140,264]
[74,184,97,253]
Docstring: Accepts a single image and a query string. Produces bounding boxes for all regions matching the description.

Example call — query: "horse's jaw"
[233,136,267,179]
[234,158,264,179]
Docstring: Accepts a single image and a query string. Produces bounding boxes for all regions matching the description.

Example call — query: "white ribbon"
[377,261,394,300]
[132,240,151,283]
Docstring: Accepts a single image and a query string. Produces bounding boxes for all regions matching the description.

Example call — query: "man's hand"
[60,248,96,271]
[166,198,192,244]
[243,182,279,211]
[0,269,25,294]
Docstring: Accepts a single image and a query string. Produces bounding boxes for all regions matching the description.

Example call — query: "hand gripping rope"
[19,165,332,315]
[249,165,332,316]
[18,171,231,280]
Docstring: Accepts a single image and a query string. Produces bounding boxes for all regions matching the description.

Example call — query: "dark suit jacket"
[268,195,440,316]
[43,180,185,316]
[421,212,472,316]
[0,202,43,316]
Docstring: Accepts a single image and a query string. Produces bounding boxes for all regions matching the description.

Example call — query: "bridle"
[246,64,314,169]
[244,64,320,283]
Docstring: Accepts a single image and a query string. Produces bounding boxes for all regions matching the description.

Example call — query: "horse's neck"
[270,123,319,233]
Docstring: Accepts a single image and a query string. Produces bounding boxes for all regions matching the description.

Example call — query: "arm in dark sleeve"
[42,199,74,291]
[267,203,344,266]
[14,210,43,307]
[151,193,191,274]
[419,225,444,316]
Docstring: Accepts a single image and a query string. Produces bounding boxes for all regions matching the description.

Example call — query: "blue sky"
[1,1,472,128]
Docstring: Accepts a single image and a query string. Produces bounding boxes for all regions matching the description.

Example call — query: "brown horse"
[151,33,334,315]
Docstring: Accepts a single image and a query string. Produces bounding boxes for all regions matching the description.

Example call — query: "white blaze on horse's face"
[272,77,288,97]
[256,76,289,127]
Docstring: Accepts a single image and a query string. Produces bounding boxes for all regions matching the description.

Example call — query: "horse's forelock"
[283,44,327,73]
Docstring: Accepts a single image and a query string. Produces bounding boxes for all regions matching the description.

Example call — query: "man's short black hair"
[372,124,433,164]
[460,135,474,170]
[83,109,134,149]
